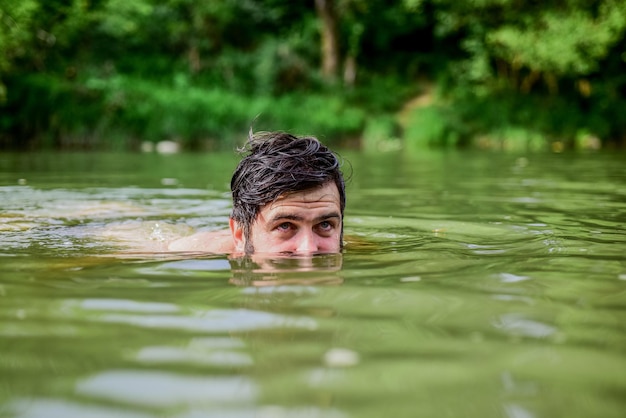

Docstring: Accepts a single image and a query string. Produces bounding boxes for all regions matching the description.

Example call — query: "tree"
[431,0,626,93]
[0,0,38,101]
[315,0,340,82]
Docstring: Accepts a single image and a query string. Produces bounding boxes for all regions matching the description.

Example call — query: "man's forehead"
[270,183,339,206]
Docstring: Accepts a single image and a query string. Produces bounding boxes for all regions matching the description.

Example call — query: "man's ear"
[229,218,245,252]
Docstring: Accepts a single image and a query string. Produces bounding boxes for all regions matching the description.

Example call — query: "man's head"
[229,131,346,255]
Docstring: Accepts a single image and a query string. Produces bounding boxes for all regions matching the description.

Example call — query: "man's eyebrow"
[270,214,304,223]
[270,212,341,223]
[314,212,341,223]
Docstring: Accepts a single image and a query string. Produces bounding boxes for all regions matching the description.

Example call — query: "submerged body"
[170,131,346,256]
[168,182,342,255]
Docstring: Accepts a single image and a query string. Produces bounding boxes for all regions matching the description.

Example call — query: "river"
[1,149,625,418]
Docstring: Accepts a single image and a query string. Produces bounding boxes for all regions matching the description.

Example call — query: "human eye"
[276,222,294,232]
[317,220,335,233]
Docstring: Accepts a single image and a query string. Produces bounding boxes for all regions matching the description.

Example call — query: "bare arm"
[167,229,234,253]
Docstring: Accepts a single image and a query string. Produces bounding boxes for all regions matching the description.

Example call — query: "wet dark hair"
[230,131,346,254]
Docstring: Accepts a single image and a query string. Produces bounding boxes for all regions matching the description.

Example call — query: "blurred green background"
[1,0,625,151]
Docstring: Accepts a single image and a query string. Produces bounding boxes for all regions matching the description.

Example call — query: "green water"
[1,150,625,418]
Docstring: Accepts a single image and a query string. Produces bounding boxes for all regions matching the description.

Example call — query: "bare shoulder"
[168,229,234,253]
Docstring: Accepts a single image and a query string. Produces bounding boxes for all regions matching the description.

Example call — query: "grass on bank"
[1,72,621,151]
[3,73,368,150]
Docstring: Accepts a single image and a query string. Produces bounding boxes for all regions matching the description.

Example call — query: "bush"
[1,73,368,149]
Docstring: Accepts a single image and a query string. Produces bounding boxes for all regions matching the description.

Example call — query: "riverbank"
[3,72,622,152]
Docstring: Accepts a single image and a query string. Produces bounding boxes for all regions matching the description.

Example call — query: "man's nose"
[295,230,319,254]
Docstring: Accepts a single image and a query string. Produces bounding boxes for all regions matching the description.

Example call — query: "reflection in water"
[9,399,154,418]
[9,398,348,418]
[493,313,558,339]
[80,298,180,313]
[85,307,318,333]
[75,370,258,407]
[228,253,344,287]
[135,344,253,367]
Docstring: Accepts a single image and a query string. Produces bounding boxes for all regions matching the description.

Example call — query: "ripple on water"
[149,258,232,272]
[79,298,180,313]
[75,370,257,407]
[0,185,233,255]
[9,399,154,418]
[493,313,558,339]
[135,345,254,367]
[88,308,318,333]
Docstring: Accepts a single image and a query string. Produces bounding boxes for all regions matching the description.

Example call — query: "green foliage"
[99,74,365,145]
[486,2,626,76]
[404,106,456,148]
[417,0,626,148]
[361,114,402,151]
[1,0,625,149]
[96,0,153,38]
[432,0,626,84]
[0,0,38,100]
[1,71,366,149]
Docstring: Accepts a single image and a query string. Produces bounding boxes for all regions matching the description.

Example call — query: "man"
[168,131,347,255]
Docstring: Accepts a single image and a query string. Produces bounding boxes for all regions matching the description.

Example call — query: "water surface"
[1,150,625,418]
